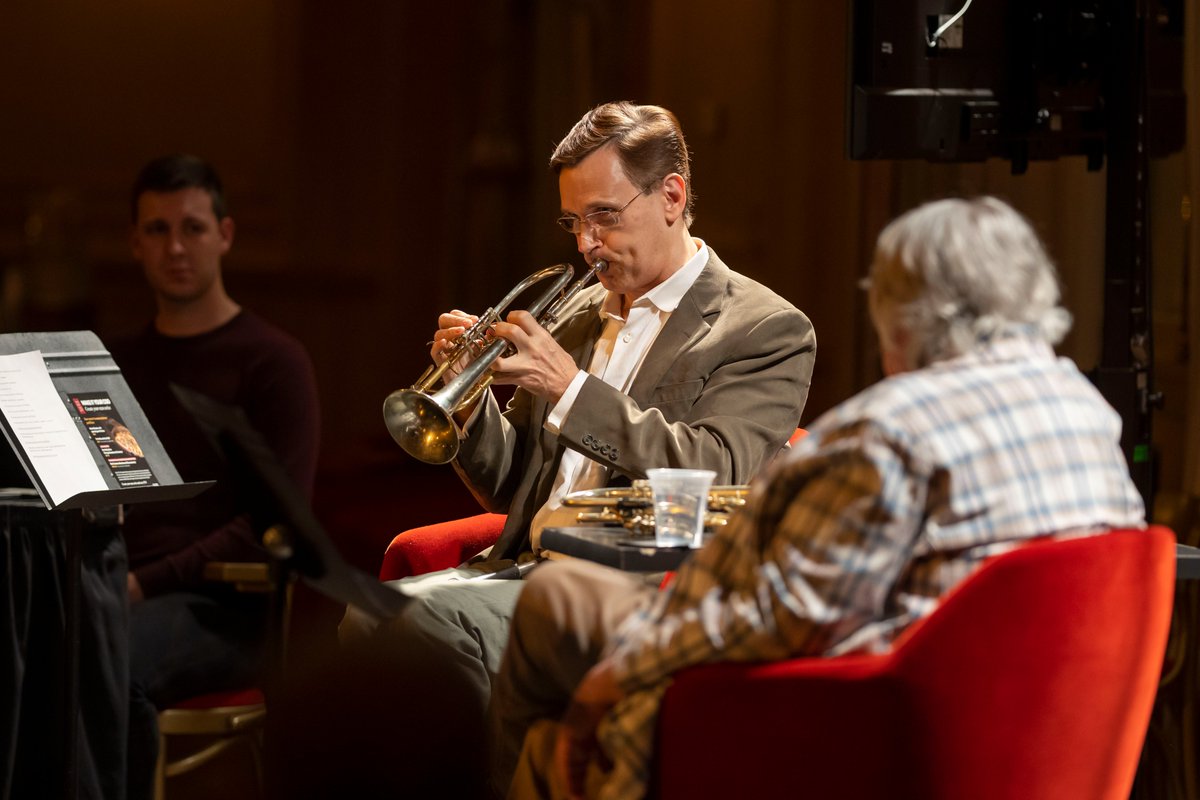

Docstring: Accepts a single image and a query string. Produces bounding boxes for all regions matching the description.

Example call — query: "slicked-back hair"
[550,101,695,227]
[869,196,1071,367]
[130,154,227,222]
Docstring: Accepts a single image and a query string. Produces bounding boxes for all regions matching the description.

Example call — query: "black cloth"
[107,311,320,800]
[1,504,127,800]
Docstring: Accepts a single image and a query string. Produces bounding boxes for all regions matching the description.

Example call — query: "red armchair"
[654,526,1176,800]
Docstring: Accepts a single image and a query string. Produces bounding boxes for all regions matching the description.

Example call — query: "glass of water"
[646,468,717,548]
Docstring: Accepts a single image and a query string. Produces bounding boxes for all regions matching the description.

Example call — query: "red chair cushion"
[169,688,265,710]
[379,513,507,580]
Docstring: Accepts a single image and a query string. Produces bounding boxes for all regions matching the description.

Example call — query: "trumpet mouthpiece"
[593,259,608,272]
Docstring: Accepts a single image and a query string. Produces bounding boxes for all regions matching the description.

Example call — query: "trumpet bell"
[383,388,459,465]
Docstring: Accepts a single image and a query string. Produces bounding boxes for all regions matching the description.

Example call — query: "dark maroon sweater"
[109,311,320,598]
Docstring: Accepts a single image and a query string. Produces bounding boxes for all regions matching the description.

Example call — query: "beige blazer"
[452,248,816,560]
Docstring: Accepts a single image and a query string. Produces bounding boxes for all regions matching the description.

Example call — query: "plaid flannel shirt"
[594,335,1145,799]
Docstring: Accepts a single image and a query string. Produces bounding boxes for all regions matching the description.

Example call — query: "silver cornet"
[383,259,607,464]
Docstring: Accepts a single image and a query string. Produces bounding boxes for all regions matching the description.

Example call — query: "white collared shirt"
[529,241,709,549]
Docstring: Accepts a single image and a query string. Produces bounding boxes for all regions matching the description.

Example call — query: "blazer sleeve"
[451,380,536,514]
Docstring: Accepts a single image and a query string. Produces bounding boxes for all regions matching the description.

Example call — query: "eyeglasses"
[556,190,644,236]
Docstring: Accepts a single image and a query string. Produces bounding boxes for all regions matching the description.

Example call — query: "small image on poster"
[67,392,160,488]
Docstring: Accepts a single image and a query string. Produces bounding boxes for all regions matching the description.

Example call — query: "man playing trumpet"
[339,101,814,797]
[434,101,815,559]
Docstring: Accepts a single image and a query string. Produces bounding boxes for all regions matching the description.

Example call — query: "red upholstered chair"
[654,526,1176,800]
[154,688,267,800]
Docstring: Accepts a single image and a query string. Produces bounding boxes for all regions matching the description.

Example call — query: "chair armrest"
[379,513,507,580]
[202,562,272,592]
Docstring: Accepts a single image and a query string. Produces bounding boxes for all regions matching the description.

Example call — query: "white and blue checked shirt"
[594,335,1145,799]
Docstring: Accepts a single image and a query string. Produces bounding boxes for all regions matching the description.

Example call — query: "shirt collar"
[599,239,708,320]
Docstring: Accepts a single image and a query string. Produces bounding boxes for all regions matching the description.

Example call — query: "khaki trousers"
[490,560,656,798]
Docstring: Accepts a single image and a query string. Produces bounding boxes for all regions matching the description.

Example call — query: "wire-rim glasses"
[556,190,645,236]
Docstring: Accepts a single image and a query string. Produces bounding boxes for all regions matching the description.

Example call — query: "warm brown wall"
[0,1,295,262]
[643,1,887,417]
[0,0,1194,513]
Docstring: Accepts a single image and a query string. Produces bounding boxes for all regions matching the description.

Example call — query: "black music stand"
[169,383,409,624]
[0,331,214,800]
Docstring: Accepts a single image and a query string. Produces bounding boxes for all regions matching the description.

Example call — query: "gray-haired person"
[497,196,1145,800]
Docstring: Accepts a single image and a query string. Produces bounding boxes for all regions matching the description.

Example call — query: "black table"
[540,526,704,572]
[1177,543,1200,580]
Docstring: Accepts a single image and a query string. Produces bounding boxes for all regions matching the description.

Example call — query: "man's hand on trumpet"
[429,309,487,426]
[430,309,479,382]
[490,310,580,404]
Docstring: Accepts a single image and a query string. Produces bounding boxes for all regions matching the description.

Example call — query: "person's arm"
[450,386,532,514]
[240,339,321,495]
[451,295,592,514]
[132,513,261,598]
[606,421,928,692]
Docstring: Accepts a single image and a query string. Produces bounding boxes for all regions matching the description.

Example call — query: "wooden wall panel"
[0,0,1192,508]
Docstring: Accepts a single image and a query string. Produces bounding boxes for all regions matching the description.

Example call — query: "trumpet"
[562,482,749,537]
[383,259,607,464]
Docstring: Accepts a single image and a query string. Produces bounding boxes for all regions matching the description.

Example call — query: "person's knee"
[519,561,589,621]
[345,589,484,678]
[337,576,437,648]
[516,560,620,642]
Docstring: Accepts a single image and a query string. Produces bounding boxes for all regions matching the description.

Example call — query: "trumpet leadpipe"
[539,259,607,329]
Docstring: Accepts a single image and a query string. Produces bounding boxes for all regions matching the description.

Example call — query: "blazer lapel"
[551,288,607,367]
[628,250,728,404]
